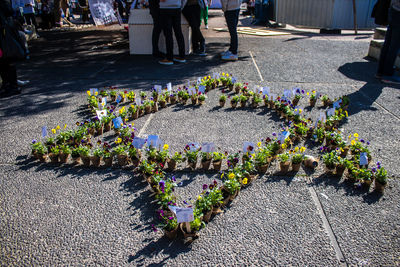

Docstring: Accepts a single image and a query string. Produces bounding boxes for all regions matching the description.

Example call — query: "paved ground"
[1,10,399,266]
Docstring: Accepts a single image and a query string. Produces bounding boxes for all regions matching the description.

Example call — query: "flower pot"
[229,190,239,201]
[104,121,112,132]
[170,96,176,104]
[362,179,373,189]
[59,153,70,164]
[324,166,335,175]
[213,160,222,171]
[152,103,159,112]
[219,100,225,107]
[201,160,211,170]
[335,165,346,177]
[103,157,113,167]
[374,180,387,193]
[240,101,246,108]
[91,156,101,167]
[191,97,198,105]
[132,110,139,120]
[291,163,301,172]
[95,126,103,136]
[279,162,290,173]
[81,156,91,167]
[202,209,212,223]
[206,85,211,92]
[37,153,47,163]
[131,157,140,167]
[160,101,167,108]
[164,226,179,240]
[72,156,81,165]
[310,99,316,107]
[153,95,159,102]
[117,154,128,167]
[292,98,299,106]
[111,95,117,102]
[188,160,197,170]
[88,127,95,136]
[180,223,199,239]
[167,159,177,171]
[256,163,269,173]
[212,205,222,215]
[181,99,188,105]
[235,86,240,94]
[144,106,152,114]
[230,101,237,108]
[49,153,59,164]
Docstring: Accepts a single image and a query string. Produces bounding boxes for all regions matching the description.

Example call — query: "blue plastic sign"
[113,117,123,129]
[132,137,146,149]
[41,126,47,138]
[116,95,122,104]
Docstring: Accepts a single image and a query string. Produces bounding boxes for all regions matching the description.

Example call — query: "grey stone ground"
[1,10,399,266]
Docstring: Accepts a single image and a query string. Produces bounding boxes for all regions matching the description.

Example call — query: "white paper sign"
[201,142,215,153]
[262,87,270,96]
[96,110,107,120]
[147,135,160,148]
[168,206,194,223]
[188,87,196,96]
[132,137,146,149]
[359,152,368,166]
[232,77,237,84]
[198,86,206,94]
[90,88,98,96]
[243,142,256,154]
[319,111,327,123]
[278,131,290,143]
[167,82,172,92]
[89,0,120,26]
[327,108,336,117]
[333,99,342,109]
[135,98,141,106]
[101,97,107,106]
[284,89,292,99]
[154,85,162,93]
[187,142,200,152]
[316,92,322,99]
[197,77,202,85]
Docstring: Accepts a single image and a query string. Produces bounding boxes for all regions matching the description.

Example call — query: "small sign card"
[116,95,122,104]
[132,137,146,149]
[101,97,107,106]
[135,98,141,106]
[166,82,172,92]
[284,89,292,99]
[89,88,98,96]
[197,77,202,85]
[359,152,368,166]
[278,131,290,143]
[243,141,256,154]
[96,110,107,120]
[262,87,270,96]
[198,85,206,94]
[187,142,200,152]
[168,206,194,223]
[112,117,123,129]
[188,87,196,96]
[201,142,215,153]
[232,77,237,84]
[154,85,162,93]
[147,135,160,148]
[42,126,47,138]
[333,99,342,109]
[327,108,336,117]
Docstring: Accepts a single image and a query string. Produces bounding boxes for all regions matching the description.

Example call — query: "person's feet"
[17,80,30,86]
[205,24,208,29]
[380,75,400,85]
[220,50,230,56]
[173,57,186,63]
[159,58,174,65]
[0,86,21,98]
[221,51,238,61]
[194,49,207,56]
[152,52,166,59]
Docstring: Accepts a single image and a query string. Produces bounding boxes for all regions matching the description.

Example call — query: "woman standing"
[221,0,241,61]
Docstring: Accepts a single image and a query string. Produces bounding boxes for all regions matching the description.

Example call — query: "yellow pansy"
[125,118,128,122]
[163,144,169,150]
[306,92,309,96]
[64,124,67,129]
[132,122,134,126]
[281,143,287,149]
[87,91,91,96]
[348,134,352,139]
[221,173,224,179]
[198,195,202,200]
[351,140,356,146]
[222,72,225,76]
[294,147,299,152]
[228,173,235,179]
[257,142,262,147]
[56,125,60,130]
[116,138,122,144]
[337,156,341,160]
[312,90,316,94]
[345,111,348,117]
[94,91,98,96]
[354,133,359,138]
[299,109,303,114]
[51,129,56,134]
[242,178,248,185]
[226,73,229,77]
[300,147,306,153]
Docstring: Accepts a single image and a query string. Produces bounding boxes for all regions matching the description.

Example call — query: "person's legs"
[160,10,174,61]
[171,9,186,59]
[224,9,239,55]
[0,59,20,96]
[183,5,203,52]
[200,6,208,26]
[150,10,163,57]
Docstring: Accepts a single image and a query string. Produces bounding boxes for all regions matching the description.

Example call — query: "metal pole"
[352,0,358,34]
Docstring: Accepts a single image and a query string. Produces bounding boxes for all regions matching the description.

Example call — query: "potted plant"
[103,147,113,167]
[143,100,152,114]
[335,156,346,177]
[222,174,241,205]
[231,95,239,108]
[59,144,71,164]
[321,95,331,107]
[31,140,48,162]
[209,185,223,215]
[71,147,81,165]
[254,147,271,173]
[158,94,167,108]
[185,149,199,170]
[322,150,338,175]
[180,209,204,240]
[152,89,159,102]
[252,94,262,108]
[156,144,170,166]
[140,91,147,101]
[239,94,248,108]
[158,213,179,240]
[195,188,213,222]
[212,151,225,171]
[191,94,198,105]
[234,82,242,94]
[309,91,317,107]
[198,94,206,105]
[78,145,91,167]
[113,144,128,167]
[168,152,184,171]
[278,152,290,173]
[126,91,136,102]
[110,90,117,102]
[292,93,301,106]
[49,145,60,164]
[169,92,177,104]
[102,114,114,132]
[313,127,325,144]
[357,168,373,189]
[181,91,189,105]
[227,152,240,169]
[128,146,141,167]
[374,163,387,193]
[91,147,103,167]
[128,104,139,120]
[291,147,305,172]
[219,94,226,107]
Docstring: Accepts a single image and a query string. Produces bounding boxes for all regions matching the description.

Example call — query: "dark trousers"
[0,59,18,89]
[377,8,400,76]
[159,8,185,60]
[150,9,163,55]
[24,13,38,29]
[224,9,240,55]
[182,4,205,52]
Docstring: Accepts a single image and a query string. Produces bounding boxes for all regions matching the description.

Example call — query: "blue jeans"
[224,9,240,55]
[377,8,400,76]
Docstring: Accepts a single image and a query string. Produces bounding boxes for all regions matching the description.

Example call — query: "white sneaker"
[17,80,30,86]
[220,50,230,56]
[221,51,238,61]
[205,25,209,29]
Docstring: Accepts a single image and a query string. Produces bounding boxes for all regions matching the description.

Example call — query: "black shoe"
[0,88,21,98]
[152,52,165,59]
[193,49,207,56]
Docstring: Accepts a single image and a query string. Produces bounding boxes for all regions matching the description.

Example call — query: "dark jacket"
[0,0,14,19]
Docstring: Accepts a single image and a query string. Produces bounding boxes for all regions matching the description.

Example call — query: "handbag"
[0,15,27,61]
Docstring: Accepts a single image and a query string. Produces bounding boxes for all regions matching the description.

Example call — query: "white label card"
[42,126,47,137]
[319,111,327,123]
[243,141,256,154]
[327,108,336,117]
[96,110,107,120]
[116,95,122,104]
[154,85,162,93]
[90,88,98,95]
[188,87,196,96]
[232,77,237,84]
[333,99,342,109]
[262,87,270,96]
[135,98,141,106]
[284,89,292,99]
[197,77,202,85]
[167,82,172,92]
[198,86,206,94]
[147,135,160,148]
[168,206,194,223]
[113,117,123,129]
[201,142,215,153]
[359,152,368,166]
[187,142,200,152]
[101,97,107,106]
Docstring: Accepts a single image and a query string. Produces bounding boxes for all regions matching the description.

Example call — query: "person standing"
[149,0,164,58]
[20,0,38,30]
[221,0,241,60]
[0,0,22,97]
[200,0,209,29]
[376,0,400,85]
[158,0,187,65]
[182,0,206,56]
